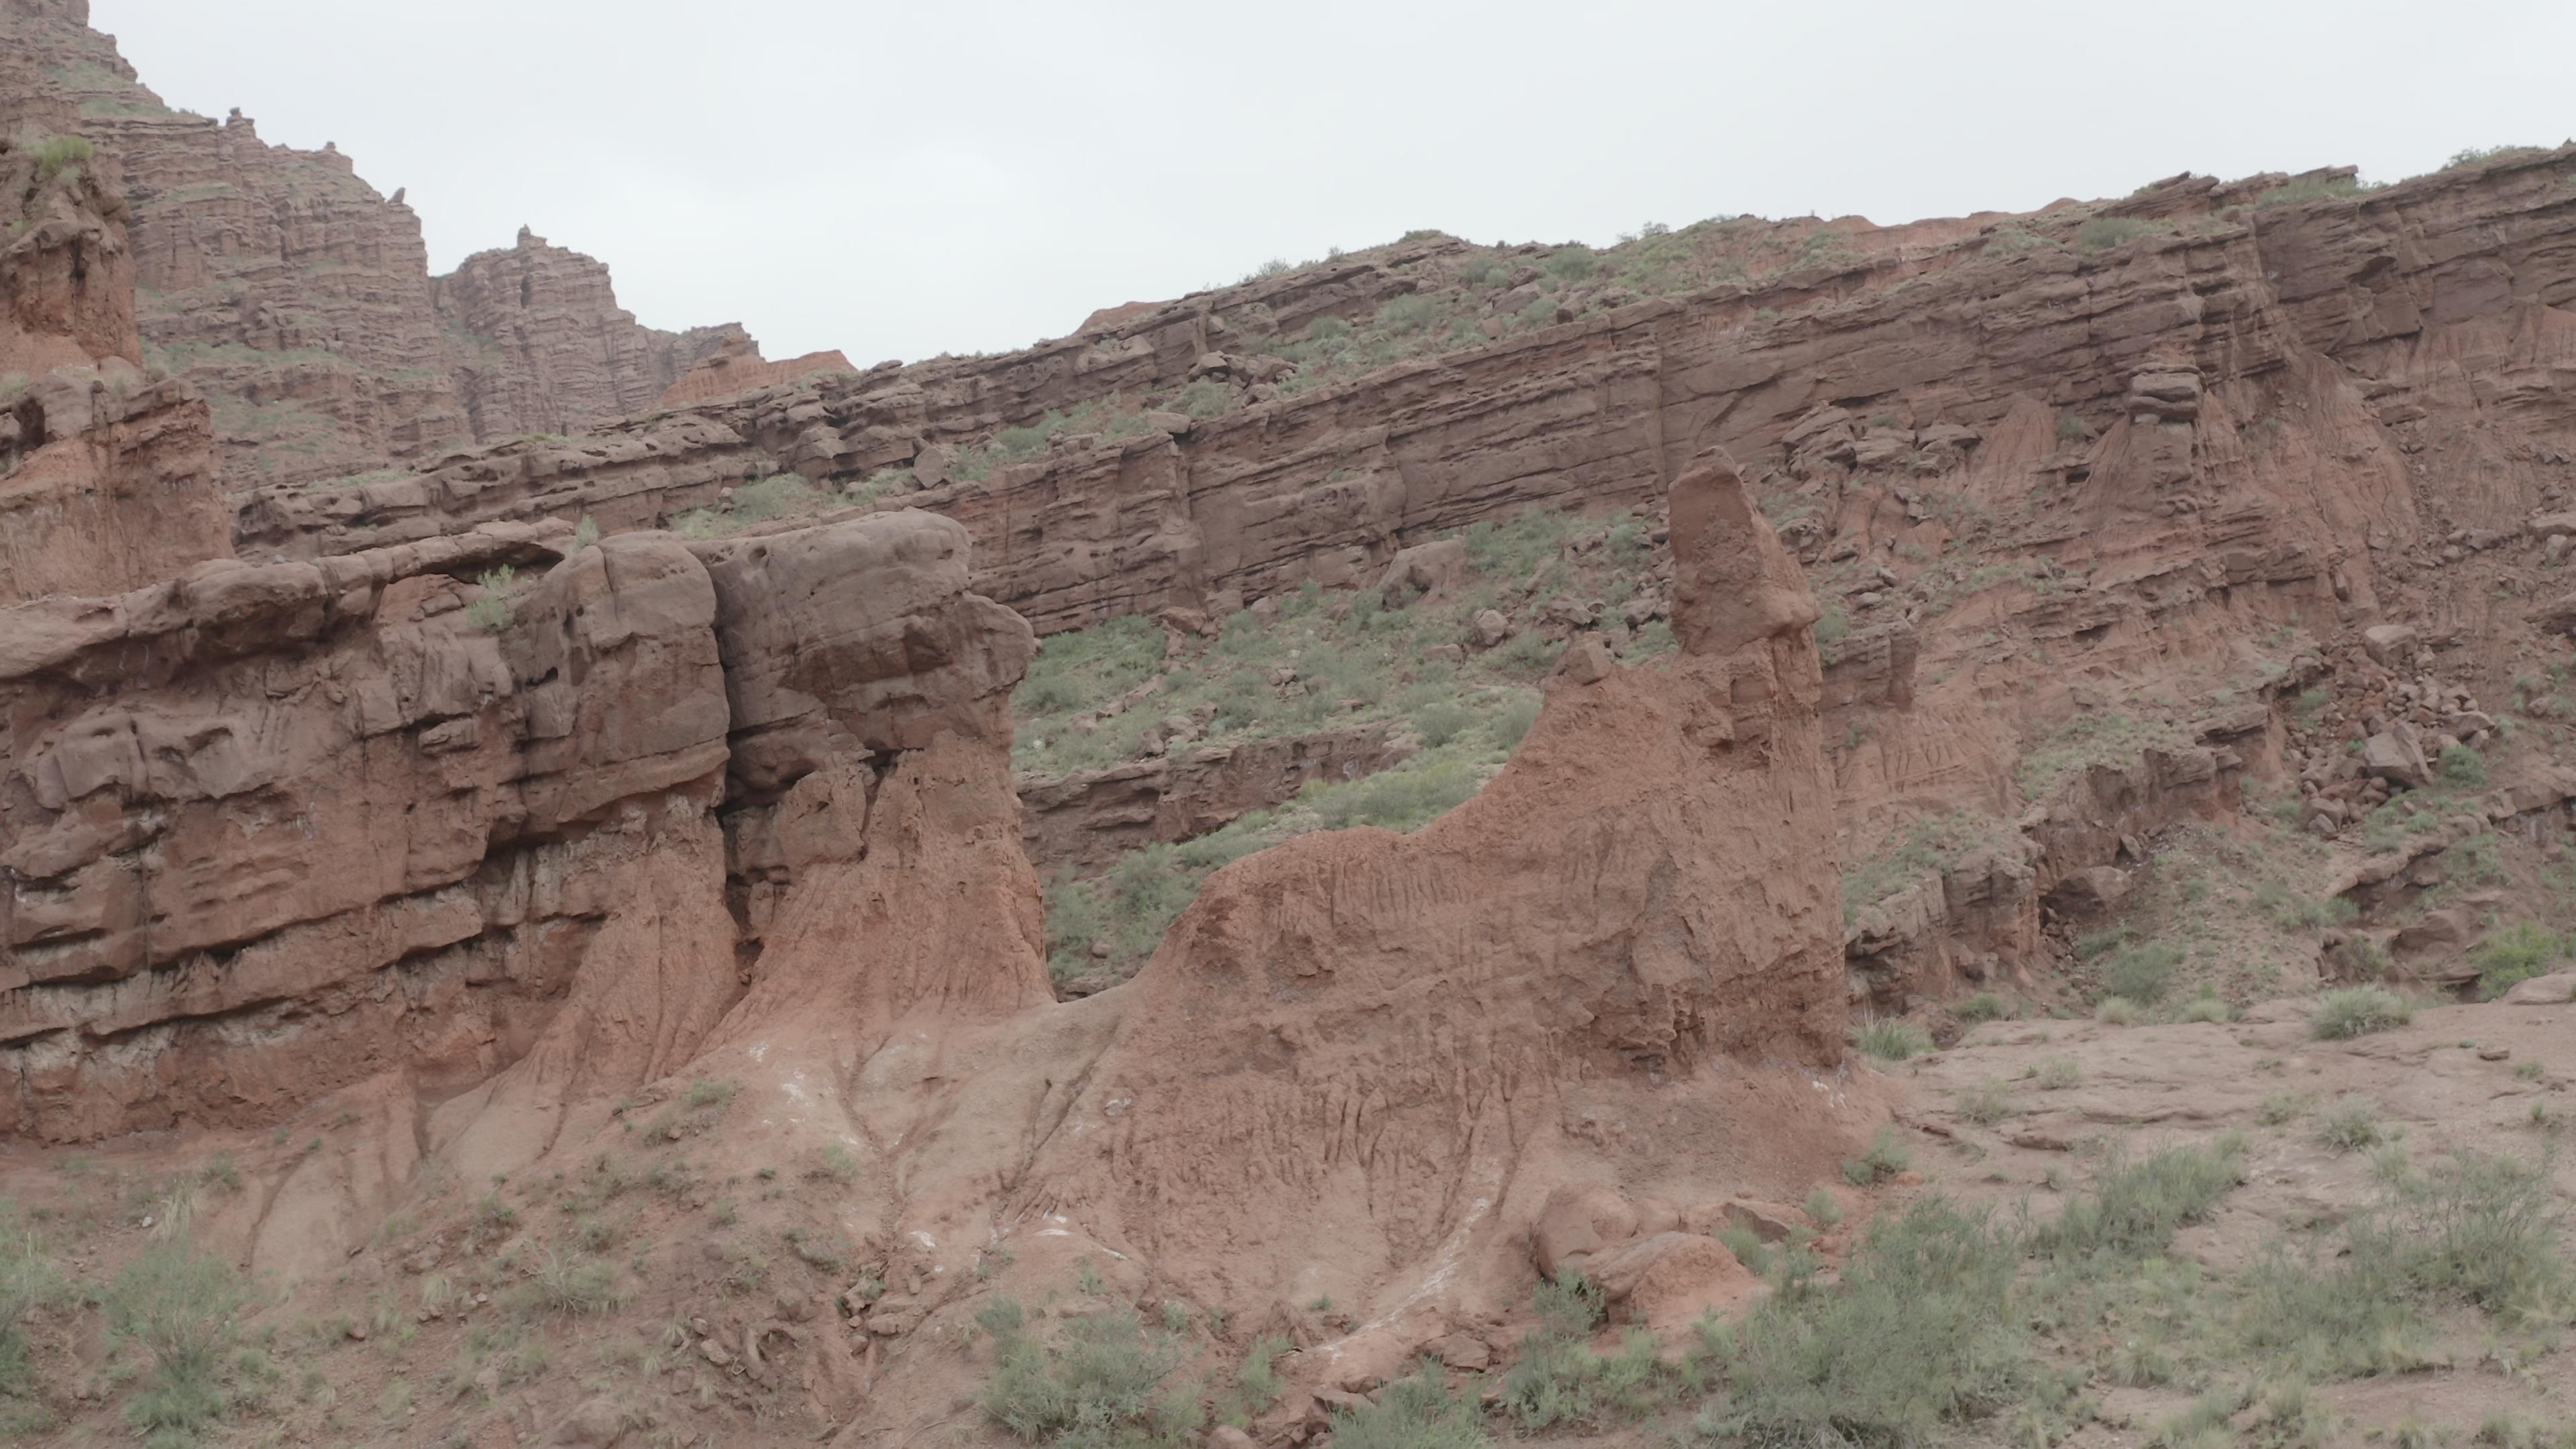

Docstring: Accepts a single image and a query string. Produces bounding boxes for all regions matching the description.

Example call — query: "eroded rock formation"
[0,0,765,487]
[1,125,229,605]
[0,508,1032,1140]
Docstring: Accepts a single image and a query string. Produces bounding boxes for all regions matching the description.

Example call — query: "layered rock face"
[656,331,855,409]
[1,123,229,605]
[0,508,1033,1140]
[227,150,2575,645]
[1014,455,1847,1346]
[0,0,763,487]
[433,227,751,439]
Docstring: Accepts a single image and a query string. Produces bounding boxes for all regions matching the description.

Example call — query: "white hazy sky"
[89,0,2576,364]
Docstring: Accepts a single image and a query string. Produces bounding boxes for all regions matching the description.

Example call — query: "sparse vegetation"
[1841,1126,1914,1186]
[2445,144,2549,170]
[2473,922,2572,1000]
[2316,1097,2383,1153]
[2101,940,2182,1006]
[2039,1135,2243,1260]
[464,566,517,633]
[33,134,94,182]
[2311,986,2412,1040]
[106,1245,250,1444]
[1841,812,2023,924]
[1703,1199,2029,1447]
[977,1293,1197,1447]
[2074,215,2165,251]
[1333,1363,1491,1449]
[1955,1080,2017,1126]
[2257,174,2372,207]
[1849,1017,1933,1063]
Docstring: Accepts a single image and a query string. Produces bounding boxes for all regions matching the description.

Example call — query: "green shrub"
[1955,1080,2017,1126]
[570,515,600,550]
[464,566,517,633]
[1412,699,1478,748]
[2237,1149,2565,1379]
[1803,1188,1843,1228]
[0,1223,63,1397]
[2178,990,2231,1024]
[1849,1017,1931,1062]
[2102,941,2182,1006]
[1841,1126,1913,1186]
[2096,996,2141,1026]
[2055,409,2088,443]
[1540,245,1598,282]
[2312,987,2411,1040]
[1016,615,1167,720]
[1301,757,1481,832]
[1717,1226,1772,1277]
[2438,744,2488,788]
[1954,991,2015,1024]
[1706,1199,2029,1445]
[978,1298,1195,1446]
[2315,1097,2381,1153]
[1376,294,1442,335]
[33,134,93,182]
[2074,216,2161,251]
[2040,1135,2243,1260]
[1174,379,1238,420]
[1493,694,1542,749]
[730,472,814,524]
[2257,174,2370,207]
[107,1246,249,1444]
[1813,607,1849,647]
[2035,1057,2082,1091]
[2445,144,2546,170]
[1496,1274,1670,1428]
[1232,1334,1288,1417]
[2473,922,2571,1000]
[1332,1363,1489,1449]
[514,1249,625,1317]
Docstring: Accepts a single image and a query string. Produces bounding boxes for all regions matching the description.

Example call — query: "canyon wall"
[2,123,230,606]
[225,150,2575,641]
[0,508,1034,1140]
[0,0,768,489]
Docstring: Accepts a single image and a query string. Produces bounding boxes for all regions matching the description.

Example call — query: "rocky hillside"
[0,0,757,487]
[11,6,2576,1443]
[219,136,2576,1010]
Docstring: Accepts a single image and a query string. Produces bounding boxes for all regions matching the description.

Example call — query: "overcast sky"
[89,0,2576,364]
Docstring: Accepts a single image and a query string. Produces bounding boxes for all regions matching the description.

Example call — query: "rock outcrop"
[0,0,763,487]
[433,227,751,439]
[1016,722,1411,873]
[998,451,1851,1384]
[0,508,1032,1140]
[1,123,229,605]
[657,331,855,409]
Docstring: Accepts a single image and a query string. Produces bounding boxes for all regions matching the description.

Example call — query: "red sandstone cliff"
[1,123,228,604]
[0,0,768,488]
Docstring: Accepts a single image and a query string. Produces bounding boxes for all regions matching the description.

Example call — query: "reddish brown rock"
[435,227,750,438]
[1,121,229,604]
[1011,451,1857,1367]
[0,508,1034,1141]
[1016,723,1413,873]
[0,1,760,487]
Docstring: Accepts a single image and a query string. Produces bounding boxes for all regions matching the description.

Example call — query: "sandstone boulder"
[2361,730,2430,788]
[2502,973,2576,1005]
[1378,537,1466,606]
[2361,623,2418,667]
[1533,1183,1640,1280]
